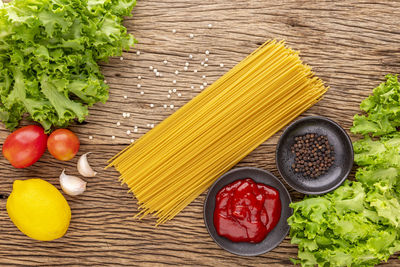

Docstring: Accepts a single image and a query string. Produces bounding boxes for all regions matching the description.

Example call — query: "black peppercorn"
[290,133,334,178]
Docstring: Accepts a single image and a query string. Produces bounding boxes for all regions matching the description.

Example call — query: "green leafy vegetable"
[288,74,400,266]
[352,74,400,136]
[0,0,136,131]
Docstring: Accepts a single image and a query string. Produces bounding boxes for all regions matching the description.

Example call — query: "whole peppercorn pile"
[291,133,334,178]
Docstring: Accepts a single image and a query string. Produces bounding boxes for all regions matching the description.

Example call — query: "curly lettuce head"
[0,0,136,132]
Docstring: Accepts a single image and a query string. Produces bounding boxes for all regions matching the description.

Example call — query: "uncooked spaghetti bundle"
[108,40,328,225]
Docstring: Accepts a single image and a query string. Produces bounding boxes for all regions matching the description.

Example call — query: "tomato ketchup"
[213,178,281,243]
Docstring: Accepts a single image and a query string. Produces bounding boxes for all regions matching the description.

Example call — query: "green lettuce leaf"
[351,74,400,136]
[0,0,136,132]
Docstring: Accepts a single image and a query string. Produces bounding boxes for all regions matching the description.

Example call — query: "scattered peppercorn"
[290,133,334,178]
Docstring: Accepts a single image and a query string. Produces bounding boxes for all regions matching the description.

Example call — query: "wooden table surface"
[1,0,400,266]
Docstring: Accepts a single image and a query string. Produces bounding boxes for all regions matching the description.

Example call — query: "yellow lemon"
[7,179,71,241]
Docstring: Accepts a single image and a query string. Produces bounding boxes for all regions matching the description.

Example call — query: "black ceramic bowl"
[203,167,292,256]
[276,116,353,195]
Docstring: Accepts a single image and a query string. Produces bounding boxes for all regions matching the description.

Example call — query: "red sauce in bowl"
[213,178,281,243]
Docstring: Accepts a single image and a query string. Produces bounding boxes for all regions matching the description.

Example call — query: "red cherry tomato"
[47,129,80,161]
[2,125,48,168]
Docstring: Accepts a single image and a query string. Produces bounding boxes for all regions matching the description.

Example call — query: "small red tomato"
[2,125,48,168]
[47,129,80,161]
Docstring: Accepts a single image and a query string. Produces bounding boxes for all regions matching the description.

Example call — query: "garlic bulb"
[60,169,87,196]
[77,152,97,177]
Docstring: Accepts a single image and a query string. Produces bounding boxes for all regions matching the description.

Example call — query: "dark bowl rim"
[275,115,354,195]
[203,166,292,256]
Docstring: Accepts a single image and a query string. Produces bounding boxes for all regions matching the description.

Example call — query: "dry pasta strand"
[107,40,328,225]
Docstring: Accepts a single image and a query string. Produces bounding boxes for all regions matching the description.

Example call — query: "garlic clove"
[60,169,87,196]
[77,152,97,177]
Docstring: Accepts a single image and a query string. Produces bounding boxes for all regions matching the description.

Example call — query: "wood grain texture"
[1,0,400,266]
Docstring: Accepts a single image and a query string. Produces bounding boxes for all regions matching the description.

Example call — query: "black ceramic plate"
[203,167,292,256]
[276,116,354,195]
